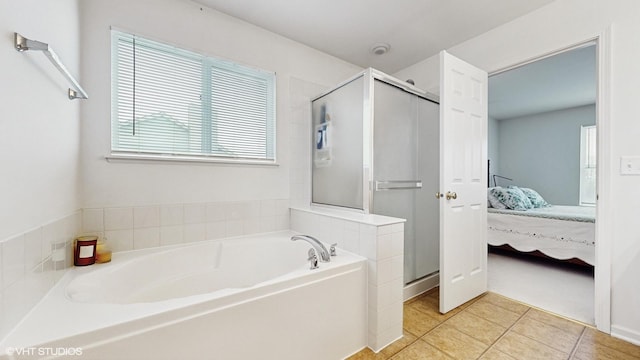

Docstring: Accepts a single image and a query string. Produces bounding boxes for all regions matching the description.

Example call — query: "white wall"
[0,0,82,341]
[79,0,361,209]
[395,0,640,342]
[0,0,81,241]
[497,105,596,205]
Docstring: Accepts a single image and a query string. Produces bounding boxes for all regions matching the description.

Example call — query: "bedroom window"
[110,30,276,163]
[579,125,596,206]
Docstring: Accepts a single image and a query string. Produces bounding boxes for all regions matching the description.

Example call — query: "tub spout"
[291,235,331,262]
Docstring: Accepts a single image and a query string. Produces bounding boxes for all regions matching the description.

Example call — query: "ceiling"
[489,44,596,120]
[191,0,555,74]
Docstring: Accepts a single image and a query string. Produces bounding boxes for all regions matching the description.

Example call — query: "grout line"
[476,306,532,359]
[568,327,587,360]
[382,332,420,359]
[488,290,595,329]
[420,292,511,359]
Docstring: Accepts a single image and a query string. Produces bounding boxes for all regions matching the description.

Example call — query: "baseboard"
[611,325,640,346]
[403,272,439,301]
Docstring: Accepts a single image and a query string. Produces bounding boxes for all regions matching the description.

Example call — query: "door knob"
[435,192,444,199]
[446,191,457,200]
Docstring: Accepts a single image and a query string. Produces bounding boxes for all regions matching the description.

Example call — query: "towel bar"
[14,32,88,100]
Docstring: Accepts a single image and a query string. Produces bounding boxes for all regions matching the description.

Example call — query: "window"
[579,125,596,205]
[111,30,276,162]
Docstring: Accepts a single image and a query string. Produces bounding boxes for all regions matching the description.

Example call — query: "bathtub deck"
[1,231,367,359]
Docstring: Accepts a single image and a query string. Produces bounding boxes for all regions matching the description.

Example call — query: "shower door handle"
[373,180,422,191]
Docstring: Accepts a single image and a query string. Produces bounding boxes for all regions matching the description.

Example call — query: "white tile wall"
[160,225,183,246]
[134,206,160,228]
[290,208,405,352]
[205,221,225,240]
[0,211,81,342]
[2,234,25,289]
[184,204,206,224]
[24,228,43,271]
[160,205,184,226]
[82,199,290,253]
[104,207,134,230]
[133,228,161,249]
[105,229,134,252]
[184,223,206,243]
[82,208,104,232]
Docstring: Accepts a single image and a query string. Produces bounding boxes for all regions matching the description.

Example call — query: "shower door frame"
[363,69,440,217]
[309,68,439,214]
[310,69,440,287]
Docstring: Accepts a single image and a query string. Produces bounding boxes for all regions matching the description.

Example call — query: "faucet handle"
[330,243,337,256]
[308,248,319,270]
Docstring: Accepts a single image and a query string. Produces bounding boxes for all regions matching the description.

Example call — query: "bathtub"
[1,231,367,359]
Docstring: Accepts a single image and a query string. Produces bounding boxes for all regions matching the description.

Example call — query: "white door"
[439,51,488,313]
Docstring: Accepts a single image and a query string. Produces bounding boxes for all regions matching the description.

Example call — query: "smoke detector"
[370,43,390,55]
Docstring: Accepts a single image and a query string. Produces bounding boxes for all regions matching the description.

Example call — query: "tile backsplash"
[0,211,81,340]
[81,199,290,253]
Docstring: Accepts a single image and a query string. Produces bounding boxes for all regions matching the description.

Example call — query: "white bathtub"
[1,231,367,359]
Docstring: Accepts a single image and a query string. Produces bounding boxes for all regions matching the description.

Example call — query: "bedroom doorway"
[486,42,598,325]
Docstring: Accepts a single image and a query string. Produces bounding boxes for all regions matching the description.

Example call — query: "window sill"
[105,153,279,166]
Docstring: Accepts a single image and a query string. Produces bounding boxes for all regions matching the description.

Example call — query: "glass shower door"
[311,76,365,210]
[371,80,439,284]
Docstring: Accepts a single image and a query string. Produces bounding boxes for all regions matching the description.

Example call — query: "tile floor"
[348,288,640,360]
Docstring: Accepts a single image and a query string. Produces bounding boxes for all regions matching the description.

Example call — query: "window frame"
[579,125,596,206]
[108,29,277,166]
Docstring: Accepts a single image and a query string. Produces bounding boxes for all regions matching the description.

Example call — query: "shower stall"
[311,68,440,284]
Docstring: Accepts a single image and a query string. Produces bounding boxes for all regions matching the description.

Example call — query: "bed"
[487,187,595,267]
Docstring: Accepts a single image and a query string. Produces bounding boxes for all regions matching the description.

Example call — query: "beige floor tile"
[578,328,640,358]
[347,347,387,360]
[479,348,518,360]
[573,340,640,360]
[511,316,582,353]
[407,295,462,321]
[524,308,585,337]
[465,301,522,328]
[493,331,569,360]
[446,311,507,345]
[421,323,489,359]
[380,330,418,358]
[390,340,452,360]
[477,292,529,315]
[403,304,442,337]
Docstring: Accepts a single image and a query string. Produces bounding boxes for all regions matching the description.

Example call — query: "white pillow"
[519,187,549,208]
[487,187,507,209]
[489,186,533,210]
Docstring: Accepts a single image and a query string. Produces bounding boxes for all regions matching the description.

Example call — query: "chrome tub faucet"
[291,235,331,263]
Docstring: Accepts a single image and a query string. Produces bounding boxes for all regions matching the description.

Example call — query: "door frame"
[487,27,612,333]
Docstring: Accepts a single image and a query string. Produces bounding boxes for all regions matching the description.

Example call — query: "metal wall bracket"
[14,32,88,100]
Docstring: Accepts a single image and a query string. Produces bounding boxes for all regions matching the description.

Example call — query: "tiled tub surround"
[82,199,290,252]
[0,212,81,341]
[291,207,405,353]
[0,199,287,346]
[1,231,367,359]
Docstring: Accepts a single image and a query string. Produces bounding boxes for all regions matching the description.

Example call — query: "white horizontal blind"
[111,30,276,161]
